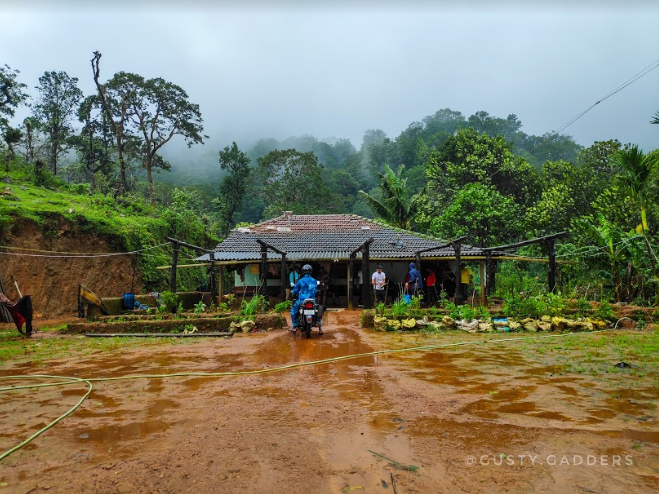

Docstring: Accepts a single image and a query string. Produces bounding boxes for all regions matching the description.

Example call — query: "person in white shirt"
[371,265,387,304]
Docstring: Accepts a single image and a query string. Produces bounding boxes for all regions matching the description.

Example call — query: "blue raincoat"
[407,262,422,291]
[291,274,318,327]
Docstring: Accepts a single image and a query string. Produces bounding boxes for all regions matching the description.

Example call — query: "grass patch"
[0,327,197,366]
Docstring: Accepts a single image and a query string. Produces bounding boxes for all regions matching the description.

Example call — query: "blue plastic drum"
[122,293,135,310]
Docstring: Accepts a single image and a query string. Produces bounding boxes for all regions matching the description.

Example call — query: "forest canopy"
[1,57,659,303]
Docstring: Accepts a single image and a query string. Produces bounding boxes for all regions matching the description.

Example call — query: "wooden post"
[491,261,497,294]
[280,254,287,302]
[363,243,372,309]
[260,243,268,297]
[547,239,557,292]
[348,257,354,310]
[479,260,486,306]
[454,242,463,305]
[218,267,224,305]
[77,284,84,318]
[485,252,491,297]
[170,241,180,293]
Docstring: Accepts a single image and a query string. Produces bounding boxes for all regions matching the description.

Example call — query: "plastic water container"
[122,293,135,310]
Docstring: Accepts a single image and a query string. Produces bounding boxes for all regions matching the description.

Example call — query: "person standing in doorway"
[425,267,437,306]
[356,269,363,306]
[287,265,300,300]
[442,267,456,303]
[371,265,387,304]
[460,264,473,302]
[318,267,330,306]
[405,262,422,298]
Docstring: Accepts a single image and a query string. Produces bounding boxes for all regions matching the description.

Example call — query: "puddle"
[75,419,171,449]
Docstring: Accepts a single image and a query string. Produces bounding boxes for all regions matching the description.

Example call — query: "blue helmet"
[302,264,313,275]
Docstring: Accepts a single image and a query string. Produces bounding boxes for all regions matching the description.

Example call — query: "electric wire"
[0,329,609,462]
[0,243,171,259]
[553,57,659,134]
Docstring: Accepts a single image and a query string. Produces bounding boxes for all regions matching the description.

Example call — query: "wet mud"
[0,310,657,493]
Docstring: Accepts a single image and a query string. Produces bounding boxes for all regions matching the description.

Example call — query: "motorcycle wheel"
[304,320,312,339]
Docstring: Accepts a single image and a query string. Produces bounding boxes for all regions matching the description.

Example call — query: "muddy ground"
[0,311,657,493]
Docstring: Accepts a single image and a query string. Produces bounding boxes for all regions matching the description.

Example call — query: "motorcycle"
[297,298,323,338]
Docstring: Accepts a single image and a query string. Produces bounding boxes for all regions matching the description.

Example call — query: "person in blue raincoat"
[290,264,318,331]
[405,262,422,298]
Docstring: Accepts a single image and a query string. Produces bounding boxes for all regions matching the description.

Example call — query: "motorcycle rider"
[290,264,321,334]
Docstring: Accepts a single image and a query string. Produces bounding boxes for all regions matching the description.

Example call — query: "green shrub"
[274,300,292,313]
[391,295,410,318]
[193,300,207,314]
[576,298,591,316]
[594,300,615,321]
[361,309,375,328]
[240,295,268,317]
[160,291,180,313]
[503,292,567,319]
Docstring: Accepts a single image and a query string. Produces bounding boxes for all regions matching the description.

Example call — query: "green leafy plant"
[455,304,477,321]
[274,300,292,313]
[391,295,410,318]
[240,294,268,318]
[160,291,180,313]
[503,292,567,319]
[576,298,591,316]
[594,300,615,321]
[193,300,207,314]
[476,305,491,319]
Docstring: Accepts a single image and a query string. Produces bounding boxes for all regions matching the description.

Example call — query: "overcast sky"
[2,1,658,162]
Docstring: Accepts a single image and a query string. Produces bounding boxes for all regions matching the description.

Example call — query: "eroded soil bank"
[0,311,657,493]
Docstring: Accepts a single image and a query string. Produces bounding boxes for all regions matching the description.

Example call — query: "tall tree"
[358,164,421,230]
[519,132,583,167]
[91,52,131,195]
[72,94,114,190]
[217,142,251,236]
[612,145,659,278]
[425,127,539,209]
[612,145,658,232]
[0,65,29,127]
[2,126,22,171]
[430,183,523,247]
[256,149,328,218]
[128,76,205,204]
[21,116,40,164]
[33,70,83,175]
[467,111,522,142]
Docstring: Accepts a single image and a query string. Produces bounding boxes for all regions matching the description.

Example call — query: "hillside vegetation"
[1,160,217,296]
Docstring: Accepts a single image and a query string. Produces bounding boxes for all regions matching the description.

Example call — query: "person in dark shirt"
[405,262,422,298]
[318,267,330,306]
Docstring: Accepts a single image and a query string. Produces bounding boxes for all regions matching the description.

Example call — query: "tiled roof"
[196,214,485,262]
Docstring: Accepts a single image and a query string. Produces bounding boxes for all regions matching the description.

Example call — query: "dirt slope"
[0,217,141,317]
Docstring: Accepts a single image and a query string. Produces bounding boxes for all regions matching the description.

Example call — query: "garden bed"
[64,313,285,335]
